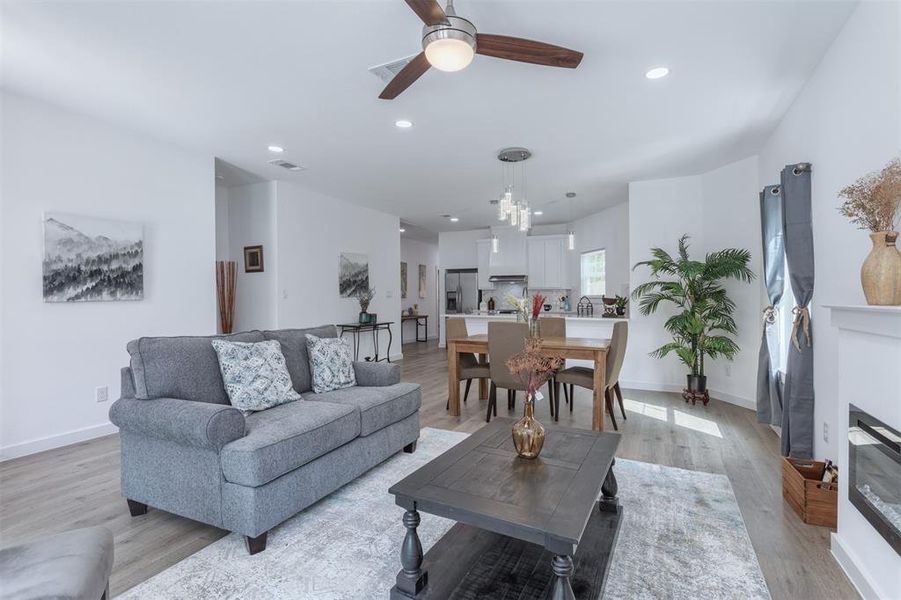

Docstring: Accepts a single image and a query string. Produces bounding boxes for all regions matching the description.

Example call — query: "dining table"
[446,334,612,431]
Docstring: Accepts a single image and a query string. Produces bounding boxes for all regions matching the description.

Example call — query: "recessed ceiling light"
[395,119,413,129]
[399,227,406,233]
[267,145,285,153]
[449,217,459,222]
[534,210,544,216]
[645,66,669,80]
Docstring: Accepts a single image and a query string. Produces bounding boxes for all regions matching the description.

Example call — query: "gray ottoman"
[0,527,113,600]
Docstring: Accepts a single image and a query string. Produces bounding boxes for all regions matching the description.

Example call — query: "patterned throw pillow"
[305,334,356,394]
[211,339,301,413]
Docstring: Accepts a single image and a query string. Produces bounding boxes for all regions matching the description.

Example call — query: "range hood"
[489,274,528,283]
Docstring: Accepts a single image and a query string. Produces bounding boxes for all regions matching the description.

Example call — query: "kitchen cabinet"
[476,239,494,290]
[488,227,527,276]
[527,235,569,289]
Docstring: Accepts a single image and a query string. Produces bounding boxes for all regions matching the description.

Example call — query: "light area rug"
[118,427,770,600]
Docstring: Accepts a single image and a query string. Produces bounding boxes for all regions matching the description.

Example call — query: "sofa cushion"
[211,339,301,413]
[306,382,421,437]
[262,325,337,394]
[306,334,356,393]
[127,331,264,403]
[220,400,360,487]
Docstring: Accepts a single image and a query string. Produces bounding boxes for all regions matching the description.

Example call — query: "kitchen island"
[439,313,626,353]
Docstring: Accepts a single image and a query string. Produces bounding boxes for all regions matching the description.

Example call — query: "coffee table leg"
[600,457,618,513]
[394,506,428,598]
[549,554,576,600]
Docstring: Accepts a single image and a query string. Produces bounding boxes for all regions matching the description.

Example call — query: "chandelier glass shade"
[496,158,532,231]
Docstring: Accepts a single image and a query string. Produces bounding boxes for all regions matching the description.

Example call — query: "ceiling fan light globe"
[425,38,475,72]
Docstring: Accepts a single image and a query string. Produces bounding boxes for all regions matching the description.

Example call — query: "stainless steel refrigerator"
[445,269,479,314]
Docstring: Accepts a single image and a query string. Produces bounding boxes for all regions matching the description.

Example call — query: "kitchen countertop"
[442,313,628,322]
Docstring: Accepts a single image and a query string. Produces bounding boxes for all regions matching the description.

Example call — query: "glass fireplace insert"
[848,404,901,556]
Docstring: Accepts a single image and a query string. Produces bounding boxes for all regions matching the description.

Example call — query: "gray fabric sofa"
[109,325,420,554]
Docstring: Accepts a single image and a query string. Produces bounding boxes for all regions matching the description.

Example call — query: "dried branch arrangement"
[838,158,901,232]
[216,260,237,334]
[506,337,564,398]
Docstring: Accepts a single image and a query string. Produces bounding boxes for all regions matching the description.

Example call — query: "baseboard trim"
[619,380,755,411]
[0,422,118,462]
[830,532,880,600]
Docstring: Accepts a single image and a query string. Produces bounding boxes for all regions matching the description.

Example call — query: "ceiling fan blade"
[404,0,449,26]
[379,52,431,99]
[476,34,583,69]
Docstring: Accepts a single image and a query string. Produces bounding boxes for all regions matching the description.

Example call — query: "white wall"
[271,182,402,360]
[401,238,439,340]
[0,92,216,459]
[758,0,900,465]
[227,181,278,332]
[437,229,489,269]
[568,202,630,301]
[756,3,899,597]
[215,184,230,260]
[625,175,705,392]
[624,158,762,409]
[700,156,763,406]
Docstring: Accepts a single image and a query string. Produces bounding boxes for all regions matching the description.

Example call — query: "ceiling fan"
[379,0,584,99]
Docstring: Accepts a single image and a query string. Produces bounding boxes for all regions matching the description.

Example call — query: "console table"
[337,321,394,362]
[401,314,428,344]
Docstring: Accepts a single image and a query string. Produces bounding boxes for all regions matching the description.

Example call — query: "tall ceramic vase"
[861,231,901,306]
[512,394,545,459]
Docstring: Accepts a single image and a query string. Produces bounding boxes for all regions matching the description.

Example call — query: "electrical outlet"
[823,421,829,444]
[725,363,732,377]
[95,386,109,403]
[386,290,394,298]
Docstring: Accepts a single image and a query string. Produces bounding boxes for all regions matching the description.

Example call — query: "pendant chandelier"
[496,147,532,233]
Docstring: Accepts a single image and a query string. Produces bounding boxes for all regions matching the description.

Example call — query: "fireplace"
[848,404,901,556]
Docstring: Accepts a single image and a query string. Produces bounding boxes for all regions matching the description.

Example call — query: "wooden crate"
[782,457,837,528]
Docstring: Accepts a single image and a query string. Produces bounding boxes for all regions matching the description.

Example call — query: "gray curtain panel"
[780,163,814,458]
[756,184,785,427]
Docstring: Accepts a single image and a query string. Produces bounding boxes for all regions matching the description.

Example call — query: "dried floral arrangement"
[531,293,546,319]
[505,293,530,320]
[506,337,564,399]
[354,287,376,312]
[838,158,901,232]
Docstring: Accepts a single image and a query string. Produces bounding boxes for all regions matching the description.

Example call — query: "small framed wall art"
[244,245,264,272]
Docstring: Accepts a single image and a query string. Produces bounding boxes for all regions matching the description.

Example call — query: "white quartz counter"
[438,313,627,354]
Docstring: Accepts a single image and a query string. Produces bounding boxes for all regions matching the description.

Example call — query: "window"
[580,249,606,296]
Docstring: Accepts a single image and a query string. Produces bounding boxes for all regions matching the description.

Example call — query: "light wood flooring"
[0,341,857,599]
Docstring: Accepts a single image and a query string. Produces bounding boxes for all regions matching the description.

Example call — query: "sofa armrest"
[109,397,245,451]
[353,361,400,387]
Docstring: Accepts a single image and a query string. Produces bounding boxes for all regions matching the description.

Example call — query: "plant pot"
[861,231,901,306]
[359,312,370,324]
[615,306,626,316]
[512,395,545,459]
[686,374,707,394]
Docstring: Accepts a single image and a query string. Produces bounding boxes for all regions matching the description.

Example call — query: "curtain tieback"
[762,305,777,326]
[791,305,811,351]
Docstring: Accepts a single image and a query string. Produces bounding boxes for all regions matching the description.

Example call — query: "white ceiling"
[3,0,856,233]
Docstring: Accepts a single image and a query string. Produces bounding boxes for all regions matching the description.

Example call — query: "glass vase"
[512,394,546,459]
[529,317,540,337]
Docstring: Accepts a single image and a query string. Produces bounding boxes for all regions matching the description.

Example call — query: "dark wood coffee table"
[389,418,621,600]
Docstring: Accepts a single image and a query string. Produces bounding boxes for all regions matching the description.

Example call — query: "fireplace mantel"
[826,304,901,599]
[825,304,901,338]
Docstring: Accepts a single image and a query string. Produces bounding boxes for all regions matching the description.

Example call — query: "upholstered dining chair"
[445,317,490,410]
[554,321,628,429]
[537,317,565,418]
[486,321,529,423]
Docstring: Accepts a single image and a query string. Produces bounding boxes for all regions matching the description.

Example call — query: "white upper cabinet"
[527,235,569,289]
[476,239,494,290]
[488,227,528,276]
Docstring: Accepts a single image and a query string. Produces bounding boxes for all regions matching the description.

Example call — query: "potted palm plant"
[632,235,754,399]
